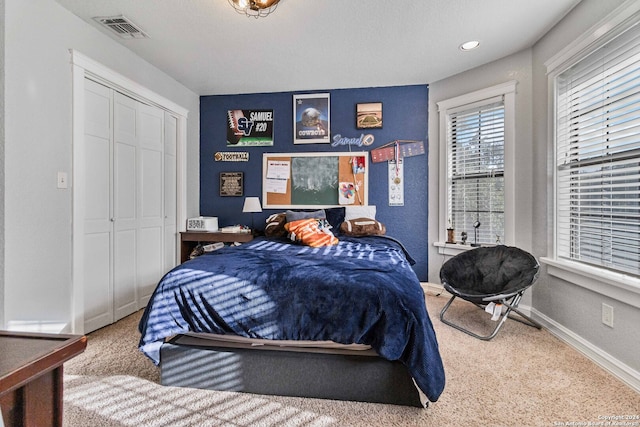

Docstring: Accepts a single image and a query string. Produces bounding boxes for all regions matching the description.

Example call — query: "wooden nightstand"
[180,231,253,263]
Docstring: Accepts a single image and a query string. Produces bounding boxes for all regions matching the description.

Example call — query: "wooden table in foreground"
[0,331,87,427]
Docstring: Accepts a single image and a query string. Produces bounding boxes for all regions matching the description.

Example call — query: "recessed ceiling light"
[459,40,480,51]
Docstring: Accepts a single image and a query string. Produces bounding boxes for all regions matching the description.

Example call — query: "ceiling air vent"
[93,15,149,39]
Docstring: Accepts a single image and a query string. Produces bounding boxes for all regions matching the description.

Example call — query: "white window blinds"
[447,99,505,245]
[556,19,640,276]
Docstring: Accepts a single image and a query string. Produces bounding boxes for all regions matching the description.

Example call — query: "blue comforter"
[138,236,445,402]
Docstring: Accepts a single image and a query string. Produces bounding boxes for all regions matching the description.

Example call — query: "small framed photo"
[293,93,330,144]
[219,172,244,197]
[356,102,383,129]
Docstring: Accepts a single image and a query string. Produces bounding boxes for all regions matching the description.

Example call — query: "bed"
[138,231,445,407]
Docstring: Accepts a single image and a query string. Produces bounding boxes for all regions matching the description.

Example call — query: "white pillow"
[344,205,376,221]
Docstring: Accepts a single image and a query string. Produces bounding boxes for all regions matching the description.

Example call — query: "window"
[437,81,516,249]
[448,100,505,245]
[553,13,640,277]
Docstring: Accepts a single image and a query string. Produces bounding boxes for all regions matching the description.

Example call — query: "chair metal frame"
[439,287,542,340]
[439,246,543,340]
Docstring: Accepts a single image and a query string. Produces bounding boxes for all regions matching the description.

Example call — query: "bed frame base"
[160,335,424,407]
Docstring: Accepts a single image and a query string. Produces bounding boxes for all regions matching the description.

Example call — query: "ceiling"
[54,0,581,96]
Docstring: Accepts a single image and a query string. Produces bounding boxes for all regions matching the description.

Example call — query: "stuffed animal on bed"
[285,218,339,247]
[340,217,386,236]
[264,212,287,237]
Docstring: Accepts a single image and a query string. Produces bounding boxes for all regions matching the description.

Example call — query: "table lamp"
[242,196,262,233]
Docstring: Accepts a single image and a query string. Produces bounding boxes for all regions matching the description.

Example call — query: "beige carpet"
[63,293,640,427]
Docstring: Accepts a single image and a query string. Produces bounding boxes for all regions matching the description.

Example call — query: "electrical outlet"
[602,303,614,328]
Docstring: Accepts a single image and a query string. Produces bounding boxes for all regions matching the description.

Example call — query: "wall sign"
[214,152,249,162]
[370,140,425,163]
[220,172,244,196]
[227,109,274,146]
[331,133,375,148]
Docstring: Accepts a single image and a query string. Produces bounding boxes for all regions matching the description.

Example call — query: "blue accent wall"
[200,85,430,280]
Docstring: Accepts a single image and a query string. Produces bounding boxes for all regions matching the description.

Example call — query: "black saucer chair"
[439,245,542,340]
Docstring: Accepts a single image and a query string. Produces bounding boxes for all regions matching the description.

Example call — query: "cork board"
[262,152,368,209]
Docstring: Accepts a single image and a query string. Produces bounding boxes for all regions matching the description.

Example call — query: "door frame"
[70,50,188,334]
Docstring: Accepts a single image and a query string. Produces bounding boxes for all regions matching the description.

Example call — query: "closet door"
[83,80,114,333]
[164,112,178,272]
[137,103,165,306]
[82,80,172,332]
[113,93,139,321]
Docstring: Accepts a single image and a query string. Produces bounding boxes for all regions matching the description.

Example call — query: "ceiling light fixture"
[228,0,281,18]
[459,40,480,51]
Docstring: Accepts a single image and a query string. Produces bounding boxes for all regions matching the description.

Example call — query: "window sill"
[434,241,479,256]
[540,257,640,309]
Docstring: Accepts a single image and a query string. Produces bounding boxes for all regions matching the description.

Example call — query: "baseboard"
[531,308,640,394]
[6,320,70,334]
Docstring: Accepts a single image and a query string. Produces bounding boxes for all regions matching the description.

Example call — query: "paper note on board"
[267,161,290,180]
[339,182,357,205]
[265,178,288,194]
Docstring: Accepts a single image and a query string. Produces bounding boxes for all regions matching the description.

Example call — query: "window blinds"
[448,100,505,245]
[556,19,640,276]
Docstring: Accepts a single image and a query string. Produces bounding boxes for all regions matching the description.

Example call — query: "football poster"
[293,93,330,144]
[227,109,274,146]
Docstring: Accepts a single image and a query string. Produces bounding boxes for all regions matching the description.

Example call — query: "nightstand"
[180,231,253,263]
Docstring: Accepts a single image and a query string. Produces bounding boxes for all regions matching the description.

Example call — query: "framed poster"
[219,172,244,196]
[293,93,330,144]
[356,102,383,129]
[227,109,274,146]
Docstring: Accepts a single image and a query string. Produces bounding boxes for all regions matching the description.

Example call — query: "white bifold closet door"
[83,79,175,333]
[136,100,165,307]
[113,92,138,323]
[164,113,178,274]
[83,80,114,333]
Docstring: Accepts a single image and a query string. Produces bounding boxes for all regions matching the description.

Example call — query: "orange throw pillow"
[285,218,339,247]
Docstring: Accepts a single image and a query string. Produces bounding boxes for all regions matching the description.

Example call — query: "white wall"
[0,0,5,328]
[531,0,640,377]
[1,0,200,330]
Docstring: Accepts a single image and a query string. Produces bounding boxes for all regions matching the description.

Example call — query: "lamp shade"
[242,197,262,213]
